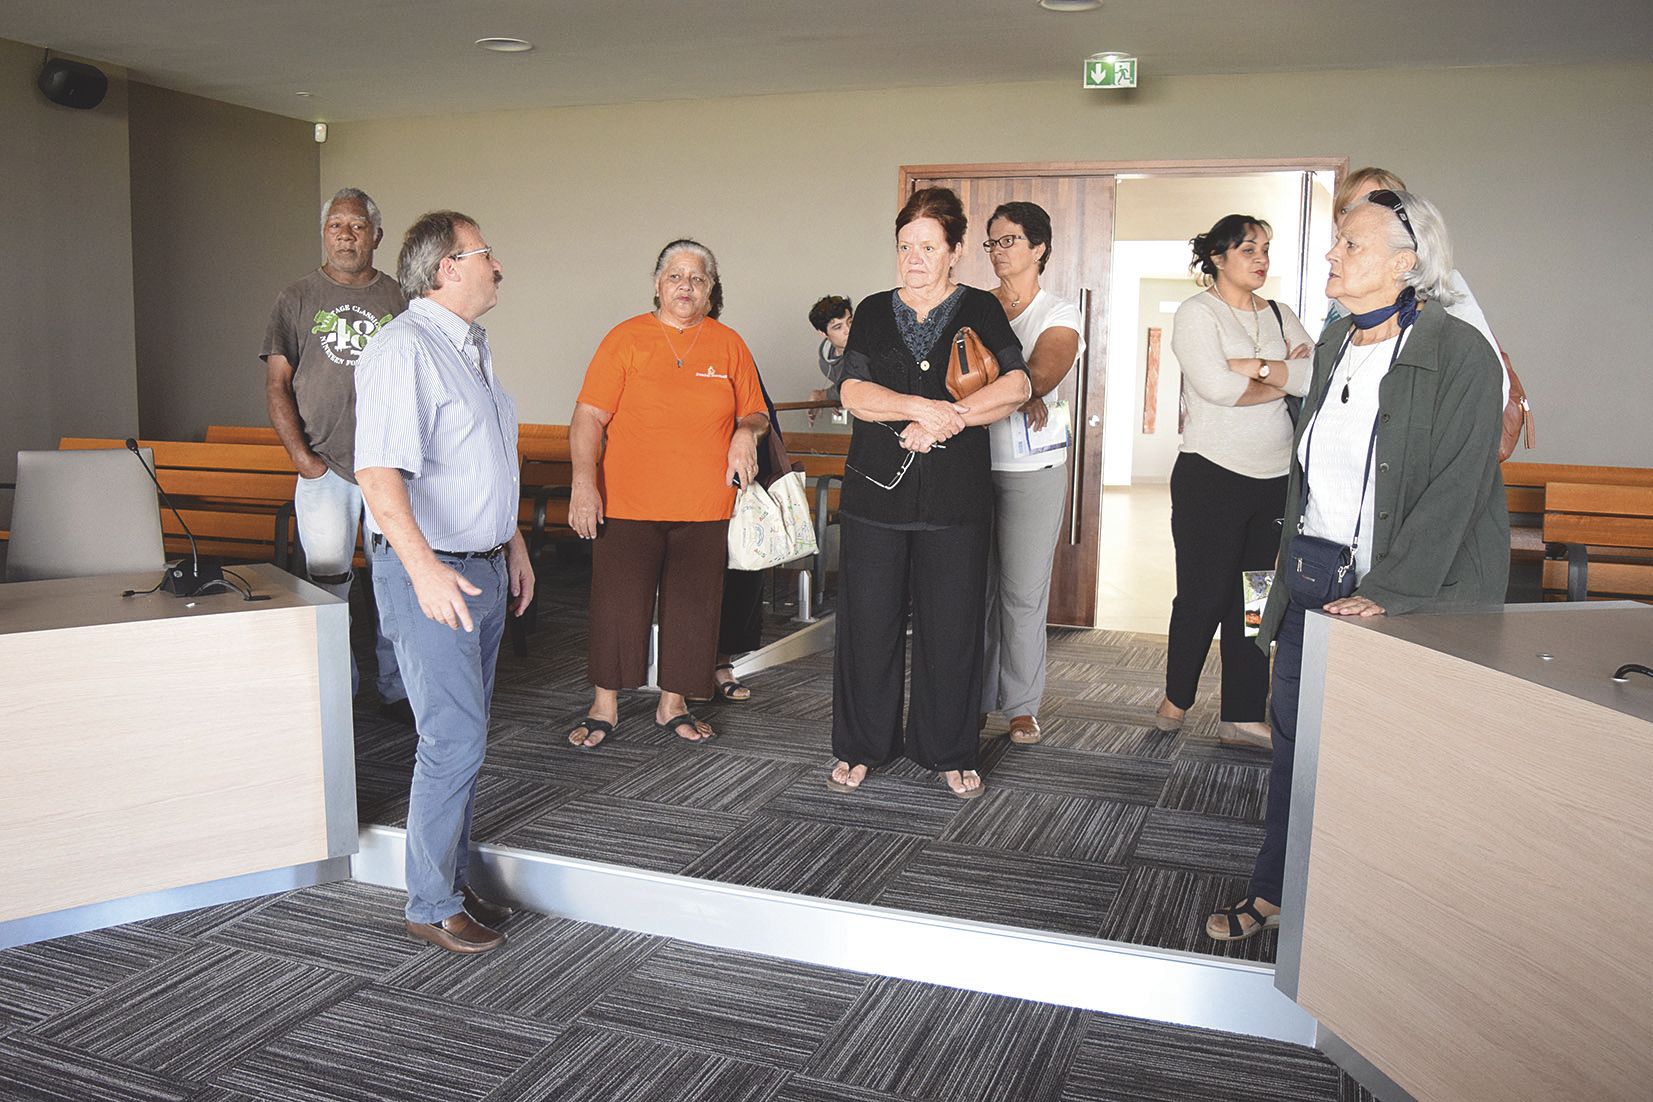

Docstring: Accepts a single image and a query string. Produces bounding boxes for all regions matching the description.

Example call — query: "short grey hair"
[320,187,383,238]
[653,238,718,285]
[1347,189,1460,305]
[397,210,476,299]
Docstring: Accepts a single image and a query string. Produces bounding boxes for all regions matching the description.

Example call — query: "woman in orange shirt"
[566,239,769,747]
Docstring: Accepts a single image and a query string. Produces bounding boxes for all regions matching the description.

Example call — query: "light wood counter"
[1278,602,1653,1102]
[0,565,355,938]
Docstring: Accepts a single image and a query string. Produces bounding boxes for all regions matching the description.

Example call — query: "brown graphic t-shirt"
[260,269,407,481]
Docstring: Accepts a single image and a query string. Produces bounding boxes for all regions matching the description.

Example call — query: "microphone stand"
[125,438,223,596]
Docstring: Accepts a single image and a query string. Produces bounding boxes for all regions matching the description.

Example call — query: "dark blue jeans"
[1248,596,1307,904]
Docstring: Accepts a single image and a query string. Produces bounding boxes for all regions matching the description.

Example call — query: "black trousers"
[1249,596,1306,904]
[1165,451,1287,722]
[832,516,989,772]
[718,567,765,656]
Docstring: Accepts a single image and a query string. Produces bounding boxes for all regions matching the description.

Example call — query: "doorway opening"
[900,160,1342,630]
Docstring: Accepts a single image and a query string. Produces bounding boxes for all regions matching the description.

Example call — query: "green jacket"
[1256,301,1509,648]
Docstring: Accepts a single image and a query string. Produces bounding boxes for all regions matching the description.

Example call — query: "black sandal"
[712,663,750,702]
[568,717,614,750]
[657,712,715,742]
[1206,896,1280,941]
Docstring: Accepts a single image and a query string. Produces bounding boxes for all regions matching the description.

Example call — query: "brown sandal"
[1008,715,1042,744]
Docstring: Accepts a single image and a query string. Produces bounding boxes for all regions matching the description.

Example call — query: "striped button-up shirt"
[354,296,519,551]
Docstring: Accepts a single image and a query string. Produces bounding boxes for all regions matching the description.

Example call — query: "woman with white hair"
[566,238,769,749]
[1207,189,1509,942]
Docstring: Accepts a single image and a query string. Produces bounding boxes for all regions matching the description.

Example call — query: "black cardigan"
[838,286,1027,527]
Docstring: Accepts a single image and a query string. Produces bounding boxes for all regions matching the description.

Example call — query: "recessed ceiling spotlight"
[1039,0,1103,11]
[475,37,534,53]
[295,91,312,97]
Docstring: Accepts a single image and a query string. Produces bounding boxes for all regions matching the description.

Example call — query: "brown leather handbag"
[1499,352,1534,461]
[946,327,1000,401]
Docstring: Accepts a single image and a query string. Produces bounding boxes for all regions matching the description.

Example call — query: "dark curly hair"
[808,295,852,333]
[1189,214,1271,286]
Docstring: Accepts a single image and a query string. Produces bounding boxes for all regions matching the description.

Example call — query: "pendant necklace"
[1218,288,1263,356]
[655,313,704,368]
[1340,341,1386,403]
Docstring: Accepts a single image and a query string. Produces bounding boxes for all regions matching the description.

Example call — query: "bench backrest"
[1503,461,1653,520]
[1543,483,1653,549]
[205,424,281,445]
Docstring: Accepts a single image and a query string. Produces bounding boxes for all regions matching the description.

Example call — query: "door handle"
[1087,414,1101,428]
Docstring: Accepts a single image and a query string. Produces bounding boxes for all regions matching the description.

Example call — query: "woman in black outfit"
[829,187,1032,799]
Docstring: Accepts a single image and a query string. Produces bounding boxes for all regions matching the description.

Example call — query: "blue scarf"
[1349,286,1418,331]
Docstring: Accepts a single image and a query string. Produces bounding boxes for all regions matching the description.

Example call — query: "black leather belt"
[371,533,506,560]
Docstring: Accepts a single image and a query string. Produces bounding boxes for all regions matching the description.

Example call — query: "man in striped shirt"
[355,210,533,955]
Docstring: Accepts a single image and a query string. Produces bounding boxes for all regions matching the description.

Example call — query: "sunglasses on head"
[1365,189,1417,249]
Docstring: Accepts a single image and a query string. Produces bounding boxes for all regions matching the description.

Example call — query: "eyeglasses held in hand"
[982,234,1027,252]
[845,423,945,490]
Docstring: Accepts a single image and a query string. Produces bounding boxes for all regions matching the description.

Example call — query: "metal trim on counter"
[0,856,351,951]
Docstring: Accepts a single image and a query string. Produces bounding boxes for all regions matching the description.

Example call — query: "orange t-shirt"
[576,313,766,522]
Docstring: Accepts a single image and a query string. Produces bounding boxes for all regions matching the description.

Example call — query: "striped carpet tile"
[215,985,560,1102]
[496,793,745,874]
[382,914,663,1023]
[0,1033,194,1102]
[31,943,363,1080]
[757,772,969,838]
[679,819,926,903]
[203,881,428,978]
[0,926,189,1030]
[482,731,661,791]
[939,789,1148,866]
[1061,1012,1340,1102]
[985,746,1174,805]
[1100,866,1277,964]
[600,747,810,814]
[487,1024,790,1102]
[578,942,869,1070]
[773,1077,910,1102]
[1156,759,1270,821]
[1131,809,1268,876]
[1030,718,1180,758]
[872,842,1121,938]
[805,978,1087,1102]
[466,773,581,842]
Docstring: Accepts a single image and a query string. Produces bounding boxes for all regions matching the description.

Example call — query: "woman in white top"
[1157,215,1313,750]
[980,201,1083,745]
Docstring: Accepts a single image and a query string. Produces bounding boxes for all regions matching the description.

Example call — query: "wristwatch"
[1258,362,1271,379]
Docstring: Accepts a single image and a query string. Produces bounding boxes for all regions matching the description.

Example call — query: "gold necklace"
[655,312,705,368]
[1216,288,1263,356]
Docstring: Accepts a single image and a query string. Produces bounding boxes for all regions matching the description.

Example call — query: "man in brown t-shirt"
[261,187,411,720]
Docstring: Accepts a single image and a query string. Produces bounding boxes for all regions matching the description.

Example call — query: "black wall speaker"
[38,57,109,110]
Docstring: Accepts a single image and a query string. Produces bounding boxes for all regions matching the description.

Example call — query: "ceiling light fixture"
[1039,0,1103,12]
[475,37,534,53]
[295,91,312,97]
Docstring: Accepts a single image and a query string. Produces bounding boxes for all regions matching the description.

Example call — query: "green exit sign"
[1084,56,1137,89]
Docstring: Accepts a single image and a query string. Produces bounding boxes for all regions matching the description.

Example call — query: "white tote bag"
[727,471,817,571]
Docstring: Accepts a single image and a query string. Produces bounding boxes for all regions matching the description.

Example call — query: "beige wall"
[129,83,319,440]
[323,61,1652,466]
[0,37,138,526]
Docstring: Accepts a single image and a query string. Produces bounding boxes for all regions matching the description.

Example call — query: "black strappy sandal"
[1206,897,1281,941]
[567,717,613,750]
[712,663,750,702]
[656,712,715,742]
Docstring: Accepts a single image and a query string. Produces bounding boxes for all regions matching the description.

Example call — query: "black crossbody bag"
[1285,328,1405,606]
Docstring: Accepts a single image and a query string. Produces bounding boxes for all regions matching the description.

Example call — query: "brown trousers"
[589,518,728,697]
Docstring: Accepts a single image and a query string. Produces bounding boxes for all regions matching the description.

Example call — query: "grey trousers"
[982,463,1069,718]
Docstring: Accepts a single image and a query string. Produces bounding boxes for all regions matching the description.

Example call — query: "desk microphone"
[125,437,223,596]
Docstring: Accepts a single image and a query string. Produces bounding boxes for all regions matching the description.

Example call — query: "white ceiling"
[4,0,1650,121]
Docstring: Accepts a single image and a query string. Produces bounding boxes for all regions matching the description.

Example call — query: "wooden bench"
[1542,482,1653,602]
[59,437,299,568]
[1501,462,1653,598]
[205,425,280,445]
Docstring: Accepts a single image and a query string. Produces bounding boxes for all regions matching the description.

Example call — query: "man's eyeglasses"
[450,246,494,262]
[982,234,1027,252]
[1364,190,1417,249]
[845,423,945,490]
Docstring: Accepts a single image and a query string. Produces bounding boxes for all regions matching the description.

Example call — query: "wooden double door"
[904,170,1115,627]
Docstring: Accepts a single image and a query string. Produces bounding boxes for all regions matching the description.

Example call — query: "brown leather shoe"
[1008,715,1042,744]
[461,886,514,927]
[406,911,505,954]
